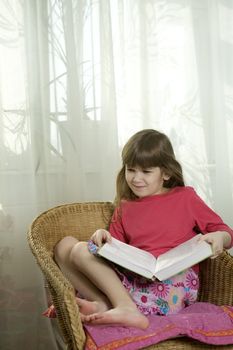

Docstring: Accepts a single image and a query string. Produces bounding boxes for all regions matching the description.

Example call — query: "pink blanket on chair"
[84,302,233,350]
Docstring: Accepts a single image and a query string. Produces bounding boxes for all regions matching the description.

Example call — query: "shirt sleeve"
[108,206,128,243]
[188,188,233,247]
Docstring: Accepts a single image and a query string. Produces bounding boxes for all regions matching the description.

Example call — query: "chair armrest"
[198,251,233,305]
[28,228,86,350]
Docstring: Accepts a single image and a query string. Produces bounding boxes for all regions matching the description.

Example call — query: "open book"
[97,234,213,281]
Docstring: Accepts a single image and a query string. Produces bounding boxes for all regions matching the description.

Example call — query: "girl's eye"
[126,168,135,172]
[143,170,152,173]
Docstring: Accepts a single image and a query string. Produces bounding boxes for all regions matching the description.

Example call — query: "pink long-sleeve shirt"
[109,186,233,262]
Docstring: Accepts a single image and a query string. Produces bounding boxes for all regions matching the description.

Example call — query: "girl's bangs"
[124,149,160,169]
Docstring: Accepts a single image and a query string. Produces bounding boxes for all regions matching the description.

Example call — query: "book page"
[98,238,156,278]
[155,234,213,280]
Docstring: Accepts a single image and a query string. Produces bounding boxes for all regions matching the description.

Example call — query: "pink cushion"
[84,302,233,349]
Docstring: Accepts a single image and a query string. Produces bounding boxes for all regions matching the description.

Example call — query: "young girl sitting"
[54,129,233,330]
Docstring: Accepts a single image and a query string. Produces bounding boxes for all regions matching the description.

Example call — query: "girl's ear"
[163,173,170,181]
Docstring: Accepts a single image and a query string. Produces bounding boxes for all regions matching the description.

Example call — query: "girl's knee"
[69,241,91,268]
[54,236,78,264]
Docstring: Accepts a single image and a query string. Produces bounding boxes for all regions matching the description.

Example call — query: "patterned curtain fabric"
[0,0,232,348]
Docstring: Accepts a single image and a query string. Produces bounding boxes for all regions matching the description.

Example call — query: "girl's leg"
[54,236,110,316]
[54,236,149,329]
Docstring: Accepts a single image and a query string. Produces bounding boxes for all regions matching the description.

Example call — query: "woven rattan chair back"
[28,202,233,350]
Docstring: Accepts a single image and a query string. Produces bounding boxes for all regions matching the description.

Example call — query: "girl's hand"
[198,231,231,258]
[90,229,112,247]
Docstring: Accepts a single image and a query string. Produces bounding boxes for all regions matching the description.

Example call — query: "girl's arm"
[109,206,128,243]
[188,188,233,249]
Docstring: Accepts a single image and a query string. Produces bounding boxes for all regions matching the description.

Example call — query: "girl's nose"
[132,171,143,181]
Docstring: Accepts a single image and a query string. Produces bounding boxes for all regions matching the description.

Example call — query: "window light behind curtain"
[0,0,233,348]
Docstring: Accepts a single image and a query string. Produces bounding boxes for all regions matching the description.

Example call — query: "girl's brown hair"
[115,129,184,206]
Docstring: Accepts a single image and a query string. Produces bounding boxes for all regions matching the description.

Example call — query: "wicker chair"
[28,202,233,350]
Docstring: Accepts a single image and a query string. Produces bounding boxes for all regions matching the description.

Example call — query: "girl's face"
[125,165,169,198]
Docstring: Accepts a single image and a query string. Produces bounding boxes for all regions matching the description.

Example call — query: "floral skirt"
[116,267,199,316]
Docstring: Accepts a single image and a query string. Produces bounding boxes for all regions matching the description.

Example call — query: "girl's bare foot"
[76,297,109,320]
[82,306,149,329]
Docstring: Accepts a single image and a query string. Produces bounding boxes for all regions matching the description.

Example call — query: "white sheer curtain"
[0,0,232,348]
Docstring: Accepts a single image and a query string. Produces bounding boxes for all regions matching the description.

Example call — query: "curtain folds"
[0,0,232,348]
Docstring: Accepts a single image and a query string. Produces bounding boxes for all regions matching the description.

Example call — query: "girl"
[54,129,233,330]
